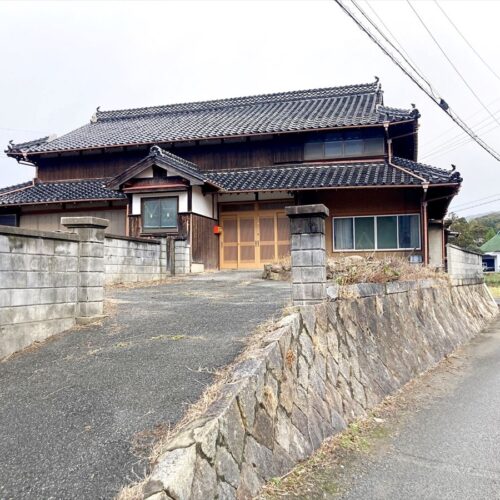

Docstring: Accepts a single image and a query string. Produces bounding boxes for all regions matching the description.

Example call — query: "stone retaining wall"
[141,280,498,500]
[104,235,168,285]
[0,226,80,359]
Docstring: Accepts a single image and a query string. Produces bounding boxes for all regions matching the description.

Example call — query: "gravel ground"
[0,271,290,500]
[338,314,500,500]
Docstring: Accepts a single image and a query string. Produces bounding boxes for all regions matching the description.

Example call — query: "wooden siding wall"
[191,214,218,270]
[32,126,417,181]
[298,188,422,255]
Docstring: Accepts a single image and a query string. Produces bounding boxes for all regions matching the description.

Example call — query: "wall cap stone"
[61,216,109,229]
[0,225,80,242]
[105,233,161,245]
[285,204,329,218]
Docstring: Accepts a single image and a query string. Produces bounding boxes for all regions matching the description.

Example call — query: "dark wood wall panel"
[191,214,219,269]
[37,150,148,181]
[35,135,313,180]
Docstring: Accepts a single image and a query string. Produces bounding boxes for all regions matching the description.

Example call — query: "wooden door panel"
[220,208,291,269]
[239,217,257,266]
[259,215,276,263]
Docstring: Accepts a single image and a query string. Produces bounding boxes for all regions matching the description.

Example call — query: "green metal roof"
[480,232,500,252]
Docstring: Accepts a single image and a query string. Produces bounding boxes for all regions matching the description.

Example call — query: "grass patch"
[485,273,500,298]
[259,414,390,499]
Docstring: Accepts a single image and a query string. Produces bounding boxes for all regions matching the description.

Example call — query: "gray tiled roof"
[205,157,459,192]
[7,81,418,155]
[0,181,32,196]
[0,178,126,206]
[107,146,206,189]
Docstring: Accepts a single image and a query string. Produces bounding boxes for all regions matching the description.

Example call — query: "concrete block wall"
[174,239,191,275]
[0,217,174,359]
[286,204,329,305]
[447,244,484,284]
[104,235,168,285]
[0,226,80,359]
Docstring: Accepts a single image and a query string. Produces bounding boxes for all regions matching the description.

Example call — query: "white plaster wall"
[132,191,188,215]
[217,193,256,203]
[20,210,126,235]
[135,166,154,178]
[258,191,293,200]
[192,186,214,218]
[428,225,444,267]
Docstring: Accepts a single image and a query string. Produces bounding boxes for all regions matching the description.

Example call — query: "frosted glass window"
[143,198,177,229]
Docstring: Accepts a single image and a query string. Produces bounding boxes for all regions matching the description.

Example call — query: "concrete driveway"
[0,271,290,499]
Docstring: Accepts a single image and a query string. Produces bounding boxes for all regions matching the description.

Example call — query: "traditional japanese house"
[2,80,462,270]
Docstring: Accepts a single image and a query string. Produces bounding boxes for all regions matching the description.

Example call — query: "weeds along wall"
[137,280,498,500]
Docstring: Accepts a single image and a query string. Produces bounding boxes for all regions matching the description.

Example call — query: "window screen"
[355,217,375,250]
[377,216,398,249]
[398,215,420,249]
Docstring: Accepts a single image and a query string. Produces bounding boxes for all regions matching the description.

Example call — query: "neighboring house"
[2,80,462,270]
[480,232,500,272]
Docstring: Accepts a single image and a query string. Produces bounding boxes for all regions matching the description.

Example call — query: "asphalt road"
[0,271,290,500]
[338,313,500,500]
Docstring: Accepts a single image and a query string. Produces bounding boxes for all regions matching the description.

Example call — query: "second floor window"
[142,197,178,230]
[304,129,385,160]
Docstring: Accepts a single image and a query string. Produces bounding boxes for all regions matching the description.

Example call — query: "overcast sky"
[1,0,499,216]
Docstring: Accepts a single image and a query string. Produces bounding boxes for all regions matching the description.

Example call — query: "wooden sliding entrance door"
[220,204,290,269]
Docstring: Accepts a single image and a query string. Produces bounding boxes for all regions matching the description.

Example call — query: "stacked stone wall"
[142,280,498,500]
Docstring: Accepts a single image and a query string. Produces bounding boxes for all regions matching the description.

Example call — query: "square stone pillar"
[62,217,109,324]
[285,204,329,305]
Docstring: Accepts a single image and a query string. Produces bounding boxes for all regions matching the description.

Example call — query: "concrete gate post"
[285,204,329,305]
[62,217,109,323]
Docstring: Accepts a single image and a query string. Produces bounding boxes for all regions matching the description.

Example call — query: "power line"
[333,0,500,161]
[451,197,500,214]
[422,108,500,159]
[422,121,498,161]
[452,192,500,210]
[351,0,436,95]
[422,96,500,148]
[434,0,500,84]
[406,0,500,129]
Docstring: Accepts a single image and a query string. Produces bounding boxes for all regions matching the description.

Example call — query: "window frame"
[304,129,385,161]
[0,213,18,227]
[332,214,421,251]
[141,196,179,232]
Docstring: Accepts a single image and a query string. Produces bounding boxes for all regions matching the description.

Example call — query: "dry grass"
[328,255,447,285]
[106,276,183,291]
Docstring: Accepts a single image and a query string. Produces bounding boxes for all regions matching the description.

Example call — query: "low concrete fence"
[104,235,168,285]
[0,226,80,359]
[447,243,484,284]
[0,217,173,359]
[140,279,498,499]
